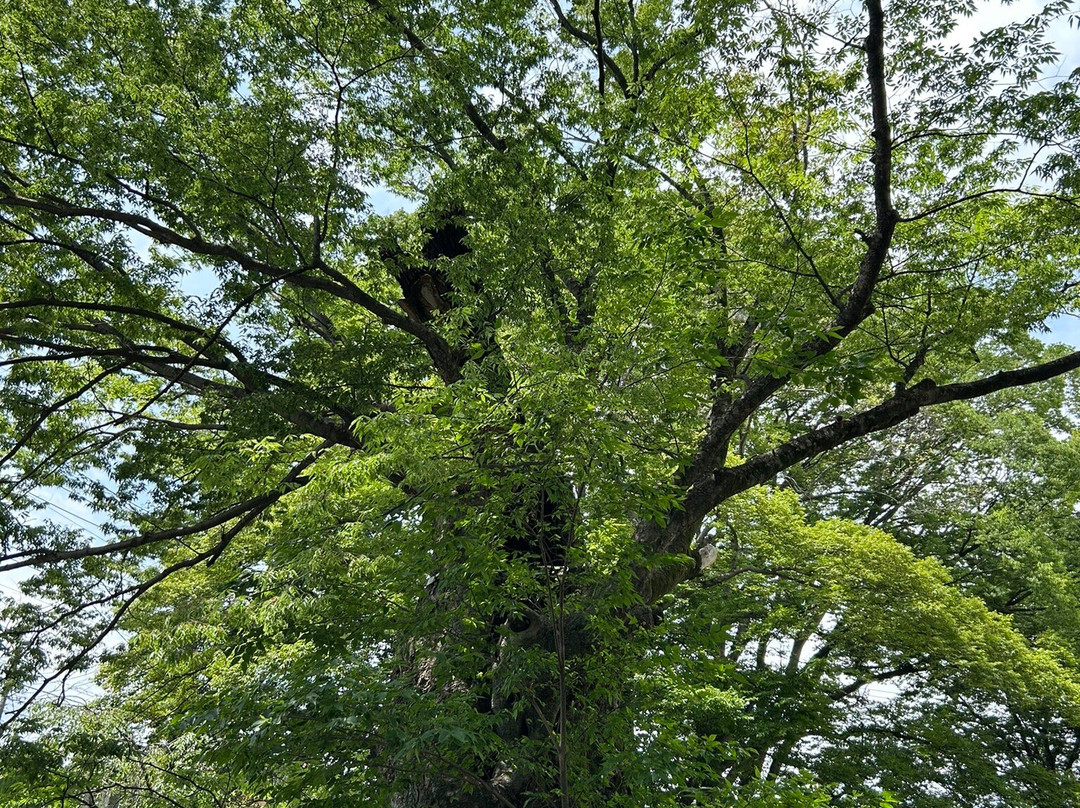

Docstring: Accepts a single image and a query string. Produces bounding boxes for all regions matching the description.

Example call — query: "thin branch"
[593,0,606,98]
[0,182,463,382]
[898,186,1078,223]
[0,362,129,469]
[549,0,629,94]
[676,0,897,490]
[363,0,508,153]
[0,298,246,359]
[0,452,317,572]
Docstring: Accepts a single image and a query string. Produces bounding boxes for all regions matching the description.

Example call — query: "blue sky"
[1049,315,1080,349]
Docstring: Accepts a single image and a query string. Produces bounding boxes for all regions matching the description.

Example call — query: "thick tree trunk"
[390,777,513,808]
[389,609,591,808]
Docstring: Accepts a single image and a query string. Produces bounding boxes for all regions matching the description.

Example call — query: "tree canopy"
[1,0,1080,805]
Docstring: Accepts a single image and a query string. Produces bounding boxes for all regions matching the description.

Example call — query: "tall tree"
[1,0,1080,804]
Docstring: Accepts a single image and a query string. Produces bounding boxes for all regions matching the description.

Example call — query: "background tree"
[1,0,1080,805]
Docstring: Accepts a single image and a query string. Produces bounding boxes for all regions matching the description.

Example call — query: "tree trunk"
[389,608,592,808]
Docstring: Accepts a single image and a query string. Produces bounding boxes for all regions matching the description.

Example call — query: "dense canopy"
[1,0,1080,805]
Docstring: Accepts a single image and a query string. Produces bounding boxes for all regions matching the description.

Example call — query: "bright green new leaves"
[666,481,1080,805]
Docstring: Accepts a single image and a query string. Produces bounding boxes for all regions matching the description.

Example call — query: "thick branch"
[712,351,1080,506]
[0,186,462,383]
[678,0,897,488]
[638,349,1080,602]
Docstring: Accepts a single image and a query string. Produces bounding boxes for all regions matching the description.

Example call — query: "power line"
[24,491,108,540]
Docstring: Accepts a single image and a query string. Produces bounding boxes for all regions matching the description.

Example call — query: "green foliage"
[2,0,1080,805]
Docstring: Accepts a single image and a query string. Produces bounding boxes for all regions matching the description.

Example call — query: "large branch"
[678,0,898,488]
[0,184,463,383]
[637,349,1080,603]
[719,351,1080,500]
